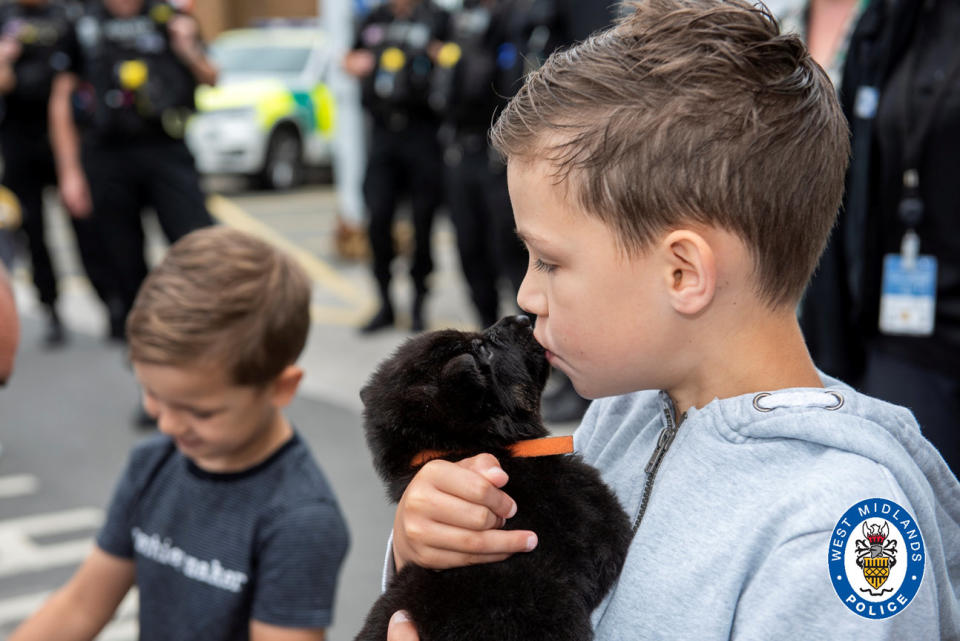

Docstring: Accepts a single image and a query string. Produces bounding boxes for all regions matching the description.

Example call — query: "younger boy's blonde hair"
[127,227,311,386]
[491,0,849,307]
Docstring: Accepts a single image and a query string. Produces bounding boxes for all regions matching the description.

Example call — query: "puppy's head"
[360,315,550,500]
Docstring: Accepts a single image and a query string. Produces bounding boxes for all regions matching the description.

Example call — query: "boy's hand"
[393,453,538,571]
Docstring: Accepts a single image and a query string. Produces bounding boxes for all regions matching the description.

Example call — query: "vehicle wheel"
[260,127,303,190]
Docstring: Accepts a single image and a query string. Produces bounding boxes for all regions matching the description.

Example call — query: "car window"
[211,44,312,76]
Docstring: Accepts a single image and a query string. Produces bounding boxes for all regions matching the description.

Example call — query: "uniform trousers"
[1,128,114,308]
[444,139,527,327]
[363,120,443,298]
[82,139,212,321]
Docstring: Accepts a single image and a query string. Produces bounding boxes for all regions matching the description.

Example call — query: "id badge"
[878,254,937,336]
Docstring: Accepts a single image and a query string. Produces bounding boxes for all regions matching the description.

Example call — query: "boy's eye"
[189,409,218,420]
[533,258,556,273]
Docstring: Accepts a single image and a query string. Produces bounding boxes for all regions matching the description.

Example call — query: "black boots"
[360,303,395,334]
[43,305,65,347]
[360,286,427,334]
[411,290,426,333]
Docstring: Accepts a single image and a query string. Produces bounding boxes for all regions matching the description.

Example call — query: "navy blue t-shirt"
[97,432,350,640]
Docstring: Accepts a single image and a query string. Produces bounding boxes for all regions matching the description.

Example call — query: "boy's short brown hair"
[127,227,312,386]
[491,0,849,307]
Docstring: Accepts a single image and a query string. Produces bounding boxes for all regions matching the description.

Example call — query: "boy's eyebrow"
[142,386,227,414]
[515,229,543,248]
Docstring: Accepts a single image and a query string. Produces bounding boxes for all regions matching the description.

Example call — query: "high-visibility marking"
[207,194,374,311]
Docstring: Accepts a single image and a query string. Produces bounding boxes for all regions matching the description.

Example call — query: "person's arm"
[250,622,325,641]
[0,36,21,94]
[167,14,217,86]
[392,453,536,571]
[9,547,135,641]
[48,70,91,218]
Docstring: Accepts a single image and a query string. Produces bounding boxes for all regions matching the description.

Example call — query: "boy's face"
[133,361,292,473]
[509,159,677,399]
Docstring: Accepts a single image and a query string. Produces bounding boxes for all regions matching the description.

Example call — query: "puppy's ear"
[439,353,487,406]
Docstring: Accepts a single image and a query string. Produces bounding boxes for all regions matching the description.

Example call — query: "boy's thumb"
[387,610,419,641]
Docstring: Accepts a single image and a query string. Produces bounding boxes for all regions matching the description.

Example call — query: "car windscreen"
[211,45,312,76]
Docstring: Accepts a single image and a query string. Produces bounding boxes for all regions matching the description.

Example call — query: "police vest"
[0,2,72,128]
[73,0,196,140]
[428,3,502,131]
[357,2,446,125]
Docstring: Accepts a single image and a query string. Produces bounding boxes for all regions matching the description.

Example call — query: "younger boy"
[12,227,350,641]
[385,0,960,639]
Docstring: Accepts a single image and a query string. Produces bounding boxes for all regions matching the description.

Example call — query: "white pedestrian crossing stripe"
[0,507,102,577]
[0,475,39,499]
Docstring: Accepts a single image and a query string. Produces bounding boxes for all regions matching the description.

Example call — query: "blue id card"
[878,254,937,336]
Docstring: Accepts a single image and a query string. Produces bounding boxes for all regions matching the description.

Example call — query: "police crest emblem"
[828,498,925,619]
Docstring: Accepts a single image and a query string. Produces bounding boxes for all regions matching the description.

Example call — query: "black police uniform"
[0,0,113,342]
[59,0,212,328]
[353,0,449,332]
[429,0,526,328]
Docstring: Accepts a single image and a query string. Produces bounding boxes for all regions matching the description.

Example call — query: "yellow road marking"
[207,194,376,326]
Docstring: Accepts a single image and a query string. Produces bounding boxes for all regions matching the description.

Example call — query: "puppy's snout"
[493,314,531,332]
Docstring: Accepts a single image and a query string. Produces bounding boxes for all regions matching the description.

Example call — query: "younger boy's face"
[133,361,286,473]
[509,159,677,399]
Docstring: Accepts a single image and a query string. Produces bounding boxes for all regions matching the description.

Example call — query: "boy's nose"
[516,272,546,318]
[155,408,186,437]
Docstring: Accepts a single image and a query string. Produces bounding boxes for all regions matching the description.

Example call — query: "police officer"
[49,0,216,336]
[429,0,527,329]
[0,0,111,345]
[345,0,449,333]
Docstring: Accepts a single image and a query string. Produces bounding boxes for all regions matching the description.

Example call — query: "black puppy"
[356,315,632,641]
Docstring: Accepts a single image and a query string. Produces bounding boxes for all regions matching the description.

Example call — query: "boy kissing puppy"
[386,0,960,639]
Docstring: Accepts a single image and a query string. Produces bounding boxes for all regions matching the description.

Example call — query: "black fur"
[357,315,633,641]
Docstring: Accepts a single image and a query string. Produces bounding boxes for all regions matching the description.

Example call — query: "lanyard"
[896,2,960,231]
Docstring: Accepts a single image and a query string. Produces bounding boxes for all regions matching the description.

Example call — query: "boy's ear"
[269,365,303,408]
[660,229,716,315]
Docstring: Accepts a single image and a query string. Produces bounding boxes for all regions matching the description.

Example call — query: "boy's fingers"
[422,459,516,519]
[406,489,506,532]
[428,522,537,560]
[457,453,509,486]
[387,611,419,641]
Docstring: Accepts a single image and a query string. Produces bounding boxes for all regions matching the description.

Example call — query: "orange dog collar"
[411,435,574,468]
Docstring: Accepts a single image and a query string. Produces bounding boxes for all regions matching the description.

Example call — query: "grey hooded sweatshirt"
[578,381,960,640]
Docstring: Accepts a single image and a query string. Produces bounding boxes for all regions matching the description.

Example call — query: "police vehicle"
[185,26,335,190]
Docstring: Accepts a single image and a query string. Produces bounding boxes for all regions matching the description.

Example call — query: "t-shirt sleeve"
[251,501,350,629]
[96,437,174,559]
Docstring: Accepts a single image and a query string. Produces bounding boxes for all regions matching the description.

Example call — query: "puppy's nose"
[499,314,531,332]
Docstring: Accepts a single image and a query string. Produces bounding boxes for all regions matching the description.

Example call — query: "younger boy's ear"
[661,229,716,315]
[270,365,303,408]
